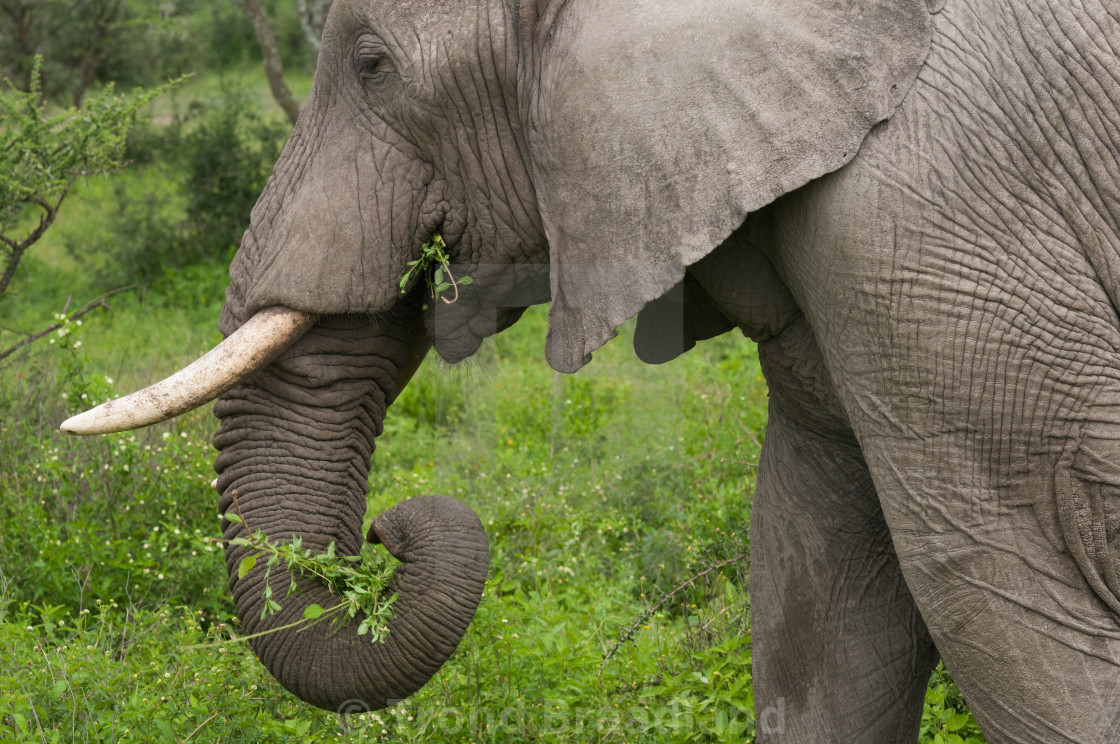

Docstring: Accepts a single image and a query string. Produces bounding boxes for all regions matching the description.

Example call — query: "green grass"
[0,67,983,744]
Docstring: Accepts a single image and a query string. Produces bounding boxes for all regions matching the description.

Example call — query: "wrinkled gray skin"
[214,0,1120,739]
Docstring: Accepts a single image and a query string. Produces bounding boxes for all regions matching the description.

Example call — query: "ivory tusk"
[60,307,317,436]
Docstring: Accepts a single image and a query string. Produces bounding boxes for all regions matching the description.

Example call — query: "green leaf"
[947,713,971,731]
[224,513,242,524]
[304,604,324,619]
[457,276,473,286]
[238,555,256,579]
[153,719,176,743]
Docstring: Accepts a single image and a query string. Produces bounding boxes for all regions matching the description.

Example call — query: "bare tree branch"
[0,180,71,296]
[0,285,135,362]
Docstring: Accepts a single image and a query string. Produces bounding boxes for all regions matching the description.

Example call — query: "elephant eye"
[355,54,387,79]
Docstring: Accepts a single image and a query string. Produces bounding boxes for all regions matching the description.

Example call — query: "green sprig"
[224,510,399,645]
[399,233,473,305]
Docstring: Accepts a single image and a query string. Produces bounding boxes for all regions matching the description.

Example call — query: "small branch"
[599,552,749,673]
[719,458,758,469]
[439,261,461,305]
[183,712,224,743]
[0,286,135,362]
[230,489,253,534]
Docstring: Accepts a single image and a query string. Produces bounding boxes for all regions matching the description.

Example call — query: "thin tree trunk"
[231,0,301,125]
[72,0,117,109]
[0,0,39,94]
[295,0,332,55]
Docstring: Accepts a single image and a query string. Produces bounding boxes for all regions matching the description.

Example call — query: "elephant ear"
[529,0,933,372]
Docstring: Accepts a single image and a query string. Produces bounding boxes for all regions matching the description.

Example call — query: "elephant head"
[62,0,933,712]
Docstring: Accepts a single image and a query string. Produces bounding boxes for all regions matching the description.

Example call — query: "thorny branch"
[0,285,135,362]
[599,551,749,674]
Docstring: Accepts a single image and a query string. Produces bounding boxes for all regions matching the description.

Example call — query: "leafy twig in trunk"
[214,489,400,646]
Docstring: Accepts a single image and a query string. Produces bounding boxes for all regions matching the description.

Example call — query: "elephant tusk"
[60,307,318,436]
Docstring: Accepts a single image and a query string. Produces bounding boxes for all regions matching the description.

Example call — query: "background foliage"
[0,2,984,742]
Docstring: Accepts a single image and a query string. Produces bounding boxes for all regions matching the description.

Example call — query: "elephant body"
[223,0,1120,738]
[69,0,1120,740]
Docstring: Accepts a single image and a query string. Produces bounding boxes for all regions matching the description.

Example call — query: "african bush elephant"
[64,0,1120,740]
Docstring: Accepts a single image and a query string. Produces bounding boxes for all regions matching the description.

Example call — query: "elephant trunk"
[212,315,488,711]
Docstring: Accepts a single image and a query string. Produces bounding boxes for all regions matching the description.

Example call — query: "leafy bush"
[0,57,164,297]
[179,90,289,255]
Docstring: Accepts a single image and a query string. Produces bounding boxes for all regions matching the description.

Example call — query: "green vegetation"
[0,299,984,742]
[0,5,984,741]
[70,86,290,286]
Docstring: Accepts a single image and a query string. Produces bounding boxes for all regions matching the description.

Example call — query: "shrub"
[69,87,288,286]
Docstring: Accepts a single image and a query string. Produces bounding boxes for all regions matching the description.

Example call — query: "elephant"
[61,0,1120,740]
